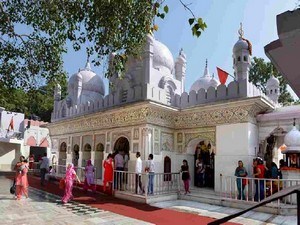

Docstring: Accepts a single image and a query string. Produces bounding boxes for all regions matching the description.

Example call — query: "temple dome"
[210,76,220,88]
[68,62,105,96]
[149,35,174,73]
[233,37,249,53]
[283,124,300,153]
[266,75,280,87]
[190,60,215,91]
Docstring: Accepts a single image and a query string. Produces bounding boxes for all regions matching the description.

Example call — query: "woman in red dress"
[103,154,114,192]
[14,156,29,200]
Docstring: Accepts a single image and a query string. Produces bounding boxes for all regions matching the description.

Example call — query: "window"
[270,89,273,94]
[244,56,247,61]
[238,56,241,61]
[275,89,277,93]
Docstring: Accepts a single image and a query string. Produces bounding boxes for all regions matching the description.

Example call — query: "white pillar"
[142,128,152,160]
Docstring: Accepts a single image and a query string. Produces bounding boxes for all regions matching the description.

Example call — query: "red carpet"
[9,175,239,225]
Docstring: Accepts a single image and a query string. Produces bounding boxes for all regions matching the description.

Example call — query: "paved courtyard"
[0,176,152,225]
[0,175,297,225]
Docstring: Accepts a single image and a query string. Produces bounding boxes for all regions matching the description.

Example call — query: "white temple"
[48,25,300,193]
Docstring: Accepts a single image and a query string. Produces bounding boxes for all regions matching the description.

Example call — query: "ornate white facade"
[48,26,300,192]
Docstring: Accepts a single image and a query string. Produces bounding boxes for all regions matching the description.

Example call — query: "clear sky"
[63,0,298,98]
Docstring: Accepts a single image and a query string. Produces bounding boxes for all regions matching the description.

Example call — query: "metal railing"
[52,165,98,188]
[220,174,300,206]
[113,171,181,197]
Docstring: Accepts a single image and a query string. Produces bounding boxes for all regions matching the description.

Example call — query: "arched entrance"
[194,140,215,188]
[82,143,92,167]
[59,142,67,165]
[72,144,79,166]
[113,137,130,154]
[95,143,104,179]
[59,142,67,174]
[164,156,171,181]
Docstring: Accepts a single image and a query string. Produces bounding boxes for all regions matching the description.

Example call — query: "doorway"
[95,143,104,179]
[194,141,215,188]
[113,137,130,155]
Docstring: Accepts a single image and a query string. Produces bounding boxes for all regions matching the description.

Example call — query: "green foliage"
[0,75,67,122]
[249,57,294,105]
[0,1,206,90]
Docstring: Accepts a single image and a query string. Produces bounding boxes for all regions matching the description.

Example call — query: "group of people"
[234,158,283,201]
[112,150,155,195]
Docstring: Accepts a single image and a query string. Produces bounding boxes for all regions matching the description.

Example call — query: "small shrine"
[281,119,300,178]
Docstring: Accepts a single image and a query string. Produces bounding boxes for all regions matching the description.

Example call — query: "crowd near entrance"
[194,140,215,189]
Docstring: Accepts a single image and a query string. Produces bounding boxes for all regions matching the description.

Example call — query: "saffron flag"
[8,116,14,131]
[216,67,229,85]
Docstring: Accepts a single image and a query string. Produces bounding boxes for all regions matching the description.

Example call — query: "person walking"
[135,152,144,194]
[253,158,266,201]
[145,154,155,195]
[114,150,124,189]
[62,163,81,204]
[83,159,96,192]
[181,160,190,195]
[234,160,248,200]
[103,154,114,192]
[14,156,29,200]
[40,153,49,186]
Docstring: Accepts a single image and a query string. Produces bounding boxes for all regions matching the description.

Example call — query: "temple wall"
[52,79,274,122]
[214,122,258,192]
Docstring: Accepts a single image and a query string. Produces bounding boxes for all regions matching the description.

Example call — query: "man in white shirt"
[145,154,155,195]
[40,153,50,186]
[135,152,144,194]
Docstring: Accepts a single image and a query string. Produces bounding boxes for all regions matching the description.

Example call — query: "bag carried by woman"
[10,179,16,195]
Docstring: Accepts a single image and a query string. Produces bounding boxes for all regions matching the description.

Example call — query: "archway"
[95,143,104,179]
[59,142,67,165]
[164,156,171,181]
[113,137,130,155]
[72,144,79,166]
[194,140,215,188]
[58,142,67,174]
[82,143,92,167]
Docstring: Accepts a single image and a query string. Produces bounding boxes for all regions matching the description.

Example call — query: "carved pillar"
[142,128,153,160]
[78,136,83,167]
[91,134,96,164]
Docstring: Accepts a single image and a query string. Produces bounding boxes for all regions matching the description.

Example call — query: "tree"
[0,75,68,122]
[249,57,294,105]
[0,0,206,90]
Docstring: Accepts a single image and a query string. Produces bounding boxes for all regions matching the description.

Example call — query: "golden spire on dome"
[238,22,244,38]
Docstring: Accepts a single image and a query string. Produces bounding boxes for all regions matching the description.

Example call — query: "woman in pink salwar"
[83,159,96,192]
[14,156,29,200]
[62,163,80,204]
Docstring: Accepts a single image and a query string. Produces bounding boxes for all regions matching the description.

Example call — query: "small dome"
[233,37,249,53]
[210,76,220,88]
[68,62,105,96]
[283,124,300,153]
[190,59,214,91]
[266,75,280,87]
[152,38,174,73]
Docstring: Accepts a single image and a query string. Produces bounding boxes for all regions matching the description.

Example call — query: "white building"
[0,108,51,171]
[48,25,300,193]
